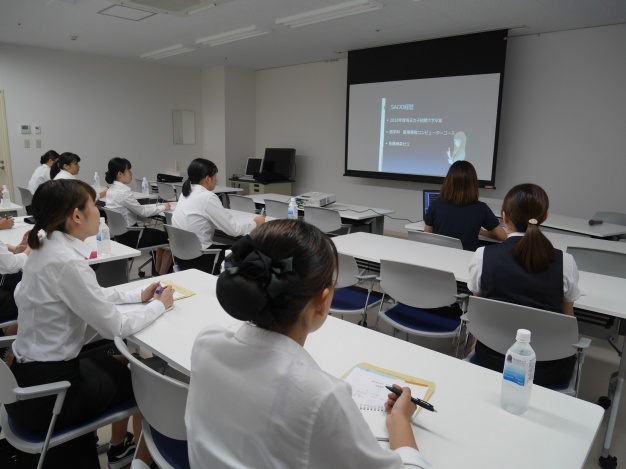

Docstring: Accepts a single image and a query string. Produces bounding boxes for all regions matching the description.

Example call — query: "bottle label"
[96,234,102,241]
[503,351,535,386]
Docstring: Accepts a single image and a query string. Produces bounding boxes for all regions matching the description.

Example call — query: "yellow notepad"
[342,362,435,441]
[160,281,196,301]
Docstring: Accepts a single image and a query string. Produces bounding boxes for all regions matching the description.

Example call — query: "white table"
[0,218,140,286]
[0,202,23,217]
[126,269,603,469]
[333,231,626,464]
[246,193,395,235]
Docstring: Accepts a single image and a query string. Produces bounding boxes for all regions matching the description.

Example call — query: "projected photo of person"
[447,131,467,164]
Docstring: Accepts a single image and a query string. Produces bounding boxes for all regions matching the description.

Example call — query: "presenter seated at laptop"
[185,219,433,469]
[424,161,506,251]
[172,158,265,273]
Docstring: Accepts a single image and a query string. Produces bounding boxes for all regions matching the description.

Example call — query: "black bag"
[0,438,19,468]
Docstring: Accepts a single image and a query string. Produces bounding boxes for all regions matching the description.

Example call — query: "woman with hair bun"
[468,183,581,386]
[104,157,171,274]
[185,219,433,469]
[27,149,59,194]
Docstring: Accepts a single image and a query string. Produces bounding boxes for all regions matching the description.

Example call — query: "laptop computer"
[423,190,439,218]
[237,158,263,181]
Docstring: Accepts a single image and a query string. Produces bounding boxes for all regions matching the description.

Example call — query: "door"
[0,91,15,196]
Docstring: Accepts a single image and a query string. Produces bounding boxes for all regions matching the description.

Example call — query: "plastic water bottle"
[501,329,536,415]
[96,217,111,256]
[1,185,10,208]
[141,177,149,195]
[287,198,298,219]
[93,172,101,191]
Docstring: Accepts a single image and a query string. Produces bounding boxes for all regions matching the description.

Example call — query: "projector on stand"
[295,192,336,207]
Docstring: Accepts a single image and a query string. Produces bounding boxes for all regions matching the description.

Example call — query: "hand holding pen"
[0,215,14,230]
[386,385,437,413]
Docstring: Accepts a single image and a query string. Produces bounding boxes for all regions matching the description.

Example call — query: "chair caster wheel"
[138,271,146,278]
[598,396,612,410]
[599,455,617,469]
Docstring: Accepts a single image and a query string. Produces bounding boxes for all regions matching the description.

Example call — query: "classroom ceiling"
[1,0,625,71]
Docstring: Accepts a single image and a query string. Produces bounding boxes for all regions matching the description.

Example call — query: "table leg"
[599,344,626,469]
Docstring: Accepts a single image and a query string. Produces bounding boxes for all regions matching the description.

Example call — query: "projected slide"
[347,74,500,181]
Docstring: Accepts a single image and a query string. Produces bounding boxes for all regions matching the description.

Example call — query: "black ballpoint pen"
[385,385,437,413]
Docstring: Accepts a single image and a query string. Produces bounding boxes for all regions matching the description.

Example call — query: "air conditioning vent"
[108,0,232,16]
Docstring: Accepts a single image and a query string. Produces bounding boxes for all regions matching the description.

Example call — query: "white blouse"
[53,169,76,180]
[185,323,433,469]
[0,240,27,275]
[171,184,256,249]
[27,164,51,194]
[12,231,165,363]
[105,181,166,227]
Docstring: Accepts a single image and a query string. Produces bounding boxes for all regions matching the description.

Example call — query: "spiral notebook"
[342,363,435,441]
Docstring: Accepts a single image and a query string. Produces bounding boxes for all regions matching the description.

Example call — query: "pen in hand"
[385,385,437,413]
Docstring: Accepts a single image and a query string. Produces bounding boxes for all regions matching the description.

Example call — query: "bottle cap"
[516,328,531,343]
[100,217,105,223]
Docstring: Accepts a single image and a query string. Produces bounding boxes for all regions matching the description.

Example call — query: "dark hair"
[439,161,479,206]
[182,158,217,197]
[28,179,96,249]
[40,150,59,165]
[50,152,81,179]
[502,183,555,273]
[105,157,131,184]
[216,219,338,331]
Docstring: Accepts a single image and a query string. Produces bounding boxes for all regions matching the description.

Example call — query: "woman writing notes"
[468,183,581,386]
[185,219,432,468]
[6,179,174,468]
[105,157,171,275]
[424,160,506,251]
[172,158,265,273]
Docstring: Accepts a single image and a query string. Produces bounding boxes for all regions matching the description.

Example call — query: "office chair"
[330,253,382,327]
[407,231,463,249]
[264,199,289,218]
[462,296,591,397]
[303,206,352,235]
[102,208,169,278]
[227,194,256,213]
[17,187,33,215]
[156,183,178,202]
[375,259,468,355]
[0,336,138,469]
[114,337,190,469]
[164,225,222,274]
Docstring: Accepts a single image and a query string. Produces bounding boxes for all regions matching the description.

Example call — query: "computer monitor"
[245,158,263,176]
[261,148,295,180]
[423,190,439,218]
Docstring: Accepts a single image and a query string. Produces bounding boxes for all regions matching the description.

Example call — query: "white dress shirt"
[467,233,581,302]
[53,169,76,180]
[171,184,256,249]
[105,181,166,227]
[12,231,165,363]
[27,164,51,194]
[185,323,433,469]
[0,240,27,274]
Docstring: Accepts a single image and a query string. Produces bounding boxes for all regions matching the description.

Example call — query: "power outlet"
[36,139,42,148]
[24,139,30,149]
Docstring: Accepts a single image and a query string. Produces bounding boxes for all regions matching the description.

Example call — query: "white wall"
[0,43,203,202]
[256,24,626,234]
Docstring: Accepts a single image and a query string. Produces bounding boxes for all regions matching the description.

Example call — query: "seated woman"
[28,149,59,194]
[185,219,433,468]
[467,183,581,387]
[105,157,171,275]
[51,152,107,199]
[6,179,174,468]
[424,161,506,251]
[171,158,265,273]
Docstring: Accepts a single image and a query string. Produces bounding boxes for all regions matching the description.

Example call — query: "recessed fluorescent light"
[196,26,269,46]
[276,0,382,28]
[140,44,196,60]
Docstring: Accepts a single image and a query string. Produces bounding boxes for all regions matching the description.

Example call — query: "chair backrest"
[264,199,289,218]
[593,211,626,226]
[303,206,341,233]
[17,187,33,207]
[156,182,177,201]
[379,259,458,309]
[114,337,188,440]
[228,195,256,213]
[407,231,463,249]
[102,208,129,237]
[465,296,580,361]
[128,179,142,193]
[164,224,203,260]
[0,336,19,405]
[566,246,626,279]
[336,253,360,289]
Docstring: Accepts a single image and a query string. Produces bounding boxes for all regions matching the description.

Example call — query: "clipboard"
[342,362,435,441]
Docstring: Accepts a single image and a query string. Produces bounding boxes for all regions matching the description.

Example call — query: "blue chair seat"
[150,425,190,469]
[331,286,382,313]
[382,303,461,334]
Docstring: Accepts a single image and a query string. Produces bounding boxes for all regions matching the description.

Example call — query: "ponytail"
[502,183,555,272]
[183,158,218,198]
[182,179,192,197]
[28,223,43,250]
[50,161,61,180]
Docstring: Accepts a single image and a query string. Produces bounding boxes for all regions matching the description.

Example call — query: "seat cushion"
[383,303,460,334]
[150,426,190,469]
[331,286,382,313]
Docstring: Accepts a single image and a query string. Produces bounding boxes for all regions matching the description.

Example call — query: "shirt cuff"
[15,252,28,267]
[395,446,434,468]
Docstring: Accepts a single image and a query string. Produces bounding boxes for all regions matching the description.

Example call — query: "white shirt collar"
[112,181,131,191]
[507,232,525,238]
[48,230,93,259]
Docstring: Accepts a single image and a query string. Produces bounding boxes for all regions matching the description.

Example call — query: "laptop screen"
[423,190,439,218]
[245,158,263,175]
